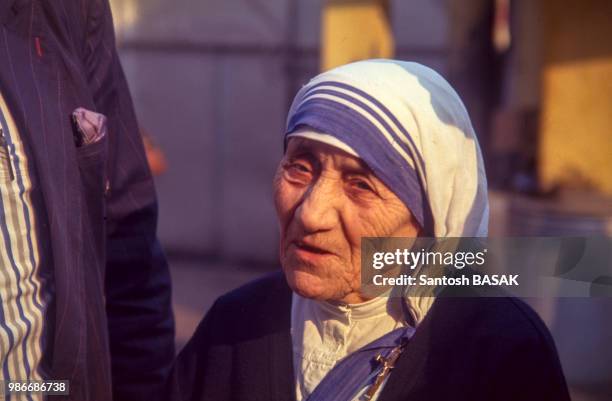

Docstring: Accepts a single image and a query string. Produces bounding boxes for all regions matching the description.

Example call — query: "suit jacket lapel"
[0,1,89,384]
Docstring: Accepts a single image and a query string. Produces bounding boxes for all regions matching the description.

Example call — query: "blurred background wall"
[109,0,452,262]
[109,1,612,400]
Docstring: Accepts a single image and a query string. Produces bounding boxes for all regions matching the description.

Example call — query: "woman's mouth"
[290,240,336,261]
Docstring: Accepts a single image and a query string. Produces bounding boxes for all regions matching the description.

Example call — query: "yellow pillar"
[539,0,612,195]
[321,0,394,71]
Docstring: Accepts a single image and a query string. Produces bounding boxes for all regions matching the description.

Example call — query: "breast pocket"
[76,133,108,199]
[74,117,109,267]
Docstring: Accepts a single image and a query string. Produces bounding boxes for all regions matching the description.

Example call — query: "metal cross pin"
[364,342,406,400]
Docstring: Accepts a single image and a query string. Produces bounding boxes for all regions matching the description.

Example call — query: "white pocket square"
[72,107,107,147]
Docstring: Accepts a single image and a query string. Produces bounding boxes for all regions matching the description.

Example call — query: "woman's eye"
[284,162,312,183]
[352,179,374,192]
[289,163,310,173]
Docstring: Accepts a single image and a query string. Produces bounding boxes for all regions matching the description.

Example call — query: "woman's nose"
[294,177,340,233]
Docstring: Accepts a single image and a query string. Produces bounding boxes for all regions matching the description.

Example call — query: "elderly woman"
[171,60,569,401]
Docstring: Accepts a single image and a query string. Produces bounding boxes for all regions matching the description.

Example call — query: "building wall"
[110,0,450,261]
[539,0,612,196]
[111,0,323,261]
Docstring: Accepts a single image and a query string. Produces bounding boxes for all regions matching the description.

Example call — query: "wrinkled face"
[273,137,420,304]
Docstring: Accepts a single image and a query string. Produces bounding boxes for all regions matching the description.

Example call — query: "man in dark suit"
[0,1,174,400]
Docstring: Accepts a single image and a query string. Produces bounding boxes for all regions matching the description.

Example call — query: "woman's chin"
[285,270,328,300]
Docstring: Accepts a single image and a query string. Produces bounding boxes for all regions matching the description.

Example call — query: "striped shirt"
[0,91,49,400]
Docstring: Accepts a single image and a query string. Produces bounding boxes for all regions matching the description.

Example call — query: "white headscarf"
[285,59,489,323]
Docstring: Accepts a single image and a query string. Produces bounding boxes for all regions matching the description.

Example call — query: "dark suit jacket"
[0,1,174,400]
[172,272,570,401]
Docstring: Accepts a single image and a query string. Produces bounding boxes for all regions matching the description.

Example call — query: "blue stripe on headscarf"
[302,81,427,173]
[302,88,421,173]
[287,96,433,233]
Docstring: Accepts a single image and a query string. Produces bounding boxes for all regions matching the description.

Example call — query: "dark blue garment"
[172,273,571,401]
